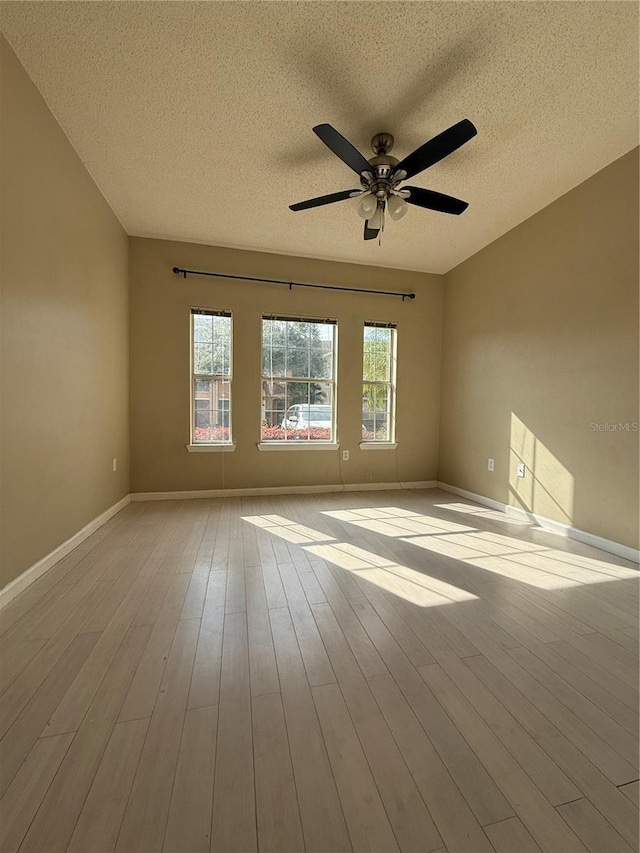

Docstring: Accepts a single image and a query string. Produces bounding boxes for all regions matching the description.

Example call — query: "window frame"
[189,308,234,448]
[361,321,397,445]
[260,313,338,445]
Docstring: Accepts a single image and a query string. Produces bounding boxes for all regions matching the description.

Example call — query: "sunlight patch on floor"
[242,512,476,606]
[324,507,638,591]
[433,502,533,526]
[400,530,639,590]
[305,541,477,606]
[507,549,639,584]
[402,537,582,589]
[241,514,334,545]
[327,507,422,519]
[534,548,639,577]
[323,508,475,536]
[243,508,637,598]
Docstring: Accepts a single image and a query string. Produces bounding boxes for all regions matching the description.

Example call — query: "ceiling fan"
[289,119,477,241]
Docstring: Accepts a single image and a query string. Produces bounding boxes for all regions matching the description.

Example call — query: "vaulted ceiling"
[1,1,638,274]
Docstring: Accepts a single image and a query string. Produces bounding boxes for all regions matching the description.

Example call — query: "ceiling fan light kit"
[289,119,477,242]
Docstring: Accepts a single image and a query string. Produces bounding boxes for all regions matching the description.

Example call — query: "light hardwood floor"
[0,488,638,853]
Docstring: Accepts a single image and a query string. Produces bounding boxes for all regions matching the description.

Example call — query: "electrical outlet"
[342,450,350,461]
[517,462,525,478]
[487,457,495,472]
[112,458,118,472]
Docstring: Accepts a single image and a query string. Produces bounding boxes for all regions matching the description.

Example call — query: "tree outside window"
[362,323,396,442]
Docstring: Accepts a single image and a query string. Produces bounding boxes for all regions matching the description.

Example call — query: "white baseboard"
[437,482,639,564]
[435,482,506,514]
[0,494,131,610]
[131,480,437,502]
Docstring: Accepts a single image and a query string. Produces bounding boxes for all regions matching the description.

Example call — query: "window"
[362,322,396,442]
[261,316,336,442]
[191,309,232,444]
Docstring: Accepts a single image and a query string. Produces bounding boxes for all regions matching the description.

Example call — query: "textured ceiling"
[1,1,638,274]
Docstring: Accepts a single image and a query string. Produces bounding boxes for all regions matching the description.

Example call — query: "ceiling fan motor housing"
[363,134,404,199]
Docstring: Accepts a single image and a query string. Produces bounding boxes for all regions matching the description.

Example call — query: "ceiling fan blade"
[394,119,477,180]
[289,189,361,211]
[313,124,372,175]
[364,221,379,240]
[405,186,469,215]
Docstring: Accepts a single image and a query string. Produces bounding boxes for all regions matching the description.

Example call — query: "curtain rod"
[172,266,416,300]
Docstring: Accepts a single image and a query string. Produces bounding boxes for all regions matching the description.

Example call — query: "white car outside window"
[281,404,332,430]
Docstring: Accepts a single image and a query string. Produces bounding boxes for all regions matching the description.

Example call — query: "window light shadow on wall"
[510,412,575,525]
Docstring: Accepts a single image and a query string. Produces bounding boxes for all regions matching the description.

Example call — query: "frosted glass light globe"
[388,194,408,221]
[357,193,378,219]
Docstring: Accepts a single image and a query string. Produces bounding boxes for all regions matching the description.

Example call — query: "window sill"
[257,442,340,452]
[186,443,236,453]
[359,442,398,450]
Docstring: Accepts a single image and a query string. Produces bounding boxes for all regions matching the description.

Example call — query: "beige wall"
[0,37,130,589]
[129,238,442,493]
[440,149,639,549]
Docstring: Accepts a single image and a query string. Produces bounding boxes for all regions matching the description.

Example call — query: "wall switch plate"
[112,458,118,472]
[517,462,525,478]
[342,450,350,461]
[488,457,495,472]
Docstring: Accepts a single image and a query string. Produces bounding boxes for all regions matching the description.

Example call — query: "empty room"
[0,2,638,852]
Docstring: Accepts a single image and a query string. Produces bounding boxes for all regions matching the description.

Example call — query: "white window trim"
[257,442,340,451]
[359,442,398,450]
[186,443,236,453]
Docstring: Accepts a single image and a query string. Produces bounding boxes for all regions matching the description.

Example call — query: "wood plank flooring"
[0,489,638,853]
